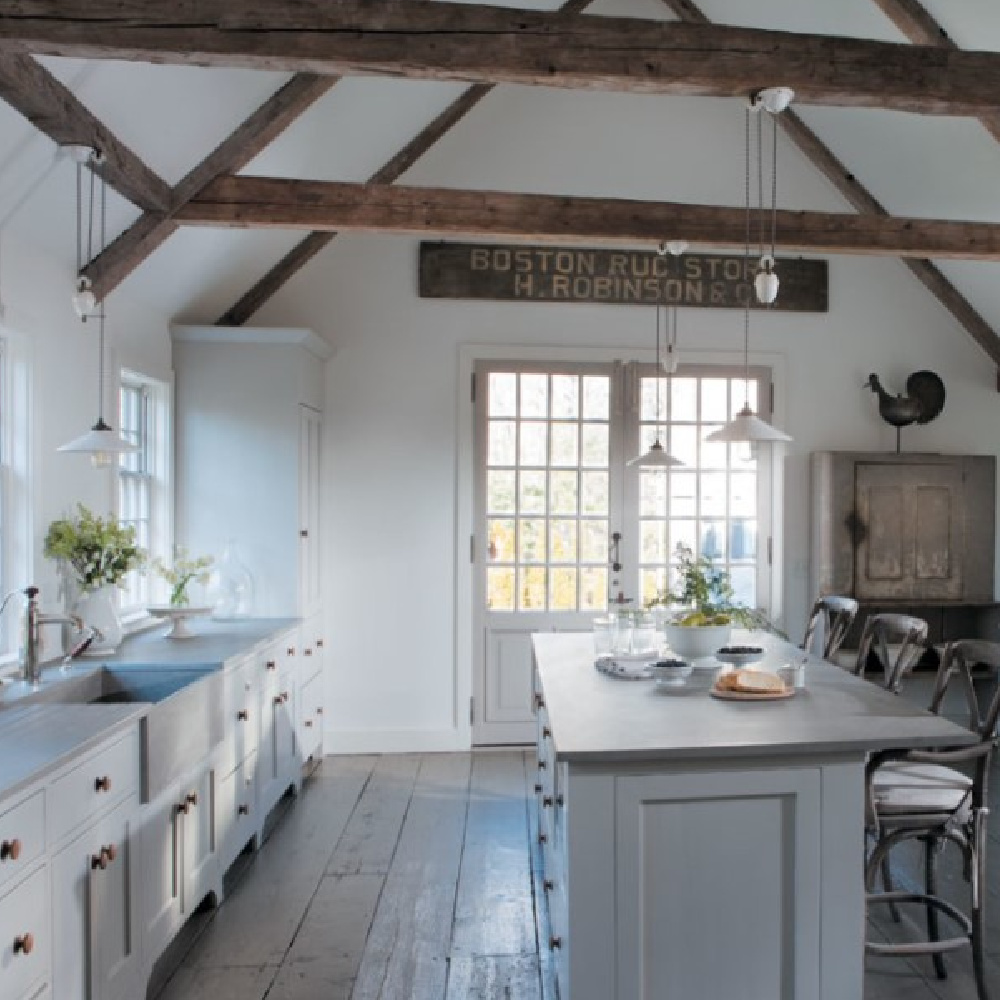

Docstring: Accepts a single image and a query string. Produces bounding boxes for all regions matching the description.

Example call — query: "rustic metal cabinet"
[811,452,995,606]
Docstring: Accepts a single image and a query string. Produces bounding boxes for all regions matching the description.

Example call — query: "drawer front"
[49,730,139,846]
[0,865,50,1000]
[0,791,44,895]
[297,670,323,762]
[217,752,258,869]
[221,659,259,776]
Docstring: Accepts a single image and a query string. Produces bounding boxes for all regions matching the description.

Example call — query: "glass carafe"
[209,540,256,619]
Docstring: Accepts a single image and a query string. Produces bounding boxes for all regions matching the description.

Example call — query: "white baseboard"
[323,726,470,754]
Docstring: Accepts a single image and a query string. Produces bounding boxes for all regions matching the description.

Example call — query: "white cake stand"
[147,606,211,639]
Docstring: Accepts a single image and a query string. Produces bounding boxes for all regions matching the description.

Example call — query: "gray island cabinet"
[531,632,976,1000]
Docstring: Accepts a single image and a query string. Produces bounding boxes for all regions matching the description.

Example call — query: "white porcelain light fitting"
[750,87,795,114]
[754,254,779,305]
[58,419,137,468]
[72,275,97,319]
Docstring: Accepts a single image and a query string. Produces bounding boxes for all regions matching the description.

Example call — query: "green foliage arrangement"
[152,548,213,607]
[646,543,782,634]
[44,504,144,592]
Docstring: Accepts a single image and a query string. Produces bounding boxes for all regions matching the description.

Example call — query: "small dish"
[648,658,693,687]
[715,645,765,668]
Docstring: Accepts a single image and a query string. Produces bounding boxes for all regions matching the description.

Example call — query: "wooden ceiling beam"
[870,1,1000,150]
[82,73,336,300]
[176,176,1000,263]
[659,0,1000,375]
[217,0,594,325]
[0,52,171,211]
[2,1,1000,117]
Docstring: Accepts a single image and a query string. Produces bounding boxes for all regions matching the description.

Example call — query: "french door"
[473,359,775,745]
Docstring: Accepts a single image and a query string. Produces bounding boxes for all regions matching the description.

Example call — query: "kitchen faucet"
[20,585,99,686]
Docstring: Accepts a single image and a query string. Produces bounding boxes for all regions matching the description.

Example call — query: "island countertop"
[532,631,977,764]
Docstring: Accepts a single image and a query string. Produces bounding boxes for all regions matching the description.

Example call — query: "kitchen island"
[532,631,976,1000]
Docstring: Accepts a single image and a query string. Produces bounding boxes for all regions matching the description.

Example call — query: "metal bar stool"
[801,595,858,662]
[864,639,1000,1000]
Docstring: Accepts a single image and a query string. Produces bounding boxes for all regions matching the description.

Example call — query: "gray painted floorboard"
[154,750,994,1000]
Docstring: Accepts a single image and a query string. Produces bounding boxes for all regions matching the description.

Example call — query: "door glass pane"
[487,568,515,610]
[550,423,579,467]
[581,424,609,467]
[582,377,609,419]
[520,471,546,514]
[520,373,548,417]
[549,472,578,514]
[580,568,607,611]
[550,568,577,610]
[520,422,547,465]
[487,470,516,514]
[581,471,608,515]
[488,421,516,465]
[580,520,608,562]
[519,567,546,610]
[489,373,517,417]
[519,518,545,562]
[487,519,515,562]
[551,375,579,418]
[549,520,577,563]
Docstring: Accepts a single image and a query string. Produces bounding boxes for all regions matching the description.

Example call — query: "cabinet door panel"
[855,463,963,600]
[53,796,140,1000]
[138,789,182,965]
[182,768,216,914]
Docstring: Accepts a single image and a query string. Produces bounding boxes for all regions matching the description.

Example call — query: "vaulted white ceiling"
[2,0,1000,345]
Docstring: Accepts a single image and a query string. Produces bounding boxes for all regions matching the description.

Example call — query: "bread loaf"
[715,669,786,694]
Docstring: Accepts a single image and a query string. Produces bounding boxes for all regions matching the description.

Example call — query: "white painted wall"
[0,229,172,625]
[252,87,999,752]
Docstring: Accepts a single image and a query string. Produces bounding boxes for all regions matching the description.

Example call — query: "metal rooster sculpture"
[864,370,946,452]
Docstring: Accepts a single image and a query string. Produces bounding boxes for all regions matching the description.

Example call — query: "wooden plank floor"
[154,750,997,1000]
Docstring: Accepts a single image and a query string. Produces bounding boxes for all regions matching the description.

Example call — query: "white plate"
[710,685,794,701]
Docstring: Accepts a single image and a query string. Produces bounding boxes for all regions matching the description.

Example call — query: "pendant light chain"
[769,111,778,269]
[742,106,752,404]
[96,170,107,423]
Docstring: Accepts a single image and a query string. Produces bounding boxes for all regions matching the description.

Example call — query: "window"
[118,370,171,616]
[0,328,31,663]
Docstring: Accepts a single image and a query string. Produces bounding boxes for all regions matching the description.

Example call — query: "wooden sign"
[419,242,828,312]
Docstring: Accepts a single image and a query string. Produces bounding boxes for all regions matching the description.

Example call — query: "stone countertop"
[96,616,300,666]
[0,617,301,804]
[0,702,148,804]
[533,631,977,765]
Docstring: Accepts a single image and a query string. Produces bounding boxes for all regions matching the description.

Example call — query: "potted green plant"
[43,504,144,653]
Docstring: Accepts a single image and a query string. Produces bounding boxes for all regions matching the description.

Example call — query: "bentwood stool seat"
[864,639,1000,1000]
[801,595,858,662]
[852,613,929,691]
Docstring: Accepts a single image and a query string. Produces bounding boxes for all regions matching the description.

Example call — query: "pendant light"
[628,273,683,468]
[58,148,137,467]
[707,93,793,454]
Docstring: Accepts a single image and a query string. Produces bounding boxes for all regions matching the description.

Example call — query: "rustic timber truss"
[1,0,1000,379]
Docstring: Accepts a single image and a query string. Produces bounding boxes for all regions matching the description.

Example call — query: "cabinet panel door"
[138,788,182,965]
[855,462,963,600]
[299,404,322,617]
[615,769,821,1000]
[182,768,216,915]
[52,796,140,1000]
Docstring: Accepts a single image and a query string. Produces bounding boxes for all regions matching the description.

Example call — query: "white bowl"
[663,622,732,660]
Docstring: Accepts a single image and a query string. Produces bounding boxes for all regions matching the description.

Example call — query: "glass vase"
[209,540,256,620]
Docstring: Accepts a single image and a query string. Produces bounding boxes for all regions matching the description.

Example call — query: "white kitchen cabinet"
[138,767,217,967]
[172,325,330,618]
[297,616,325,765]
[52,796,141,1000]
[216,751,258,871]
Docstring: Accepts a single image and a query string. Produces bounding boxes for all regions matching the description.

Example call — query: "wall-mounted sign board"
[419,242,828,311]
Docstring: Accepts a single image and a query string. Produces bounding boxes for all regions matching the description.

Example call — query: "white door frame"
[454,343,787,748]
